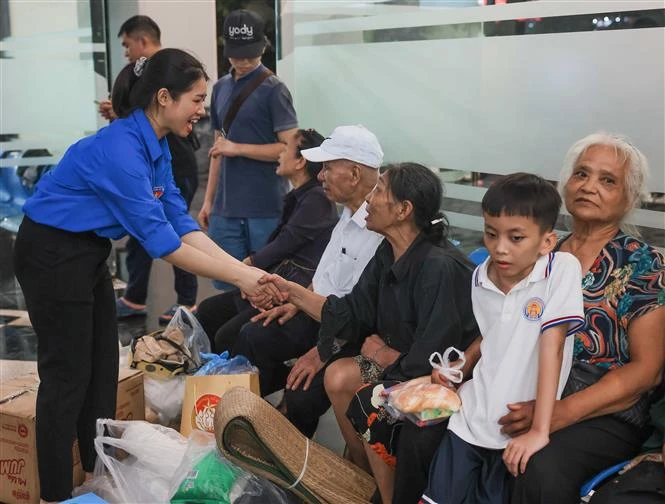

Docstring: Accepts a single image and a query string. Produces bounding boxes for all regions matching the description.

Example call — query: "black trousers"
[284,345,360,438]
[123,174,198,306]
[232,312,320,397]
[233,314,359,438]
[590,460,665,503]
[14,217,119,501]
[394,420,449,504]
[196,291,257,353]
[510,415,647,504]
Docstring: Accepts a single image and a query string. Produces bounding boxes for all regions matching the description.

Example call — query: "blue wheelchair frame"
[579,460,631,502]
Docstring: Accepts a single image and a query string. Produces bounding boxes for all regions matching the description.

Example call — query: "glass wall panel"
[0,0,108,311]
[1,1,107,155]
[279,0,664,250]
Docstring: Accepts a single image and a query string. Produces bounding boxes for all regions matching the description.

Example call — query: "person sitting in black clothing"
[196,128,338,352]
[258,163,479,502]
[590,391,665,503]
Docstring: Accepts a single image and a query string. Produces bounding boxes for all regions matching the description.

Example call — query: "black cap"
[222,9,266,59]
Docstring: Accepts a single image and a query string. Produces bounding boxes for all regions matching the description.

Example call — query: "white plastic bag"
[429,346,466,385]
[144,375,186,427]
[169,431,243,504]
[93,419,188,503]
[230,473,296,503]
[169,431,219,496]
[382,347,467,427]
[92,419,294,504]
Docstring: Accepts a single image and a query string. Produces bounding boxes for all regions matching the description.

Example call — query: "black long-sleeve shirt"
[167,133,199,180]
[250,178,338,276]
[318,233,479,381]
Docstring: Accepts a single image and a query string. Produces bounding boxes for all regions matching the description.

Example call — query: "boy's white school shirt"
[448,251,585,449]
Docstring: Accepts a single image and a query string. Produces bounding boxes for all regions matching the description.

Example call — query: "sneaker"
[158,304,197,326]
[115,298,147,319]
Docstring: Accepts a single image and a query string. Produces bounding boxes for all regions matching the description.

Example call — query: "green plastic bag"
[171,451,241,504]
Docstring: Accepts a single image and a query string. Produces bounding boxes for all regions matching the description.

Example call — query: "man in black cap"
[199,9,298,291]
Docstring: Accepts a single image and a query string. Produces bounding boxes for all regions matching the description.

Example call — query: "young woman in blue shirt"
[13,48,278,503]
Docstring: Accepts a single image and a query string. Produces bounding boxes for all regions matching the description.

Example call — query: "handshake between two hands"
[241,271,323,391]
[241,272,291,311]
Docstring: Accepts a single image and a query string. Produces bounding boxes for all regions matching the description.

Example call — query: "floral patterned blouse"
[558,232,665,370]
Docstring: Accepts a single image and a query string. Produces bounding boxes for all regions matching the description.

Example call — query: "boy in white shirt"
[421,173,585,504]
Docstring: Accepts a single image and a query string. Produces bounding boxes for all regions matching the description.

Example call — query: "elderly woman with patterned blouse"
[499,132,665,504]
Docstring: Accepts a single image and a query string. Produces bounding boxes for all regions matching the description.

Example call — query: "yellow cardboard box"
[180,373,259,437]
[0,361,144,504]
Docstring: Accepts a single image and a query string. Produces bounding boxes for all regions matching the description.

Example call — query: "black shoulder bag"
[221,68,273,137]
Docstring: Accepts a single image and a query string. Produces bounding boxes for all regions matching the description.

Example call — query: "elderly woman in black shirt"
[261,163,479,503]
[196,128,338,352]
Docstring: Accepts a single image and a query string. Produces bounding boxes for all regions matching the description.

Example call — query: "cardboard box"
[0,361,144,504]
[180,373,260,437]
[115,368,144,423]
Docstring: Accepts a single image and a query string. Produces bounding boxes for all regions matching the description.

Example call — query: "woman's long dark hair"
[384,162,450,246]
[112,48,209,118]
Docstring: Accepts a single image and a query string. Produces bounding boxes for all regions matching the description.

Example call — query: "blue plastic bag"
[195,351,257,376]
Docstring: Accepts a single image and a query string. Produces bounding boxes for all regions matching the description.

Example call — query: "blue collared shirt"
[23,109,199,258]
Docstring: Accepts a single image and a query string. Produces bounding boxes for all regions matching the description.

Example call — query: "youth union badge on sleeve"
[153,186,165,199]
[523,297,544,321]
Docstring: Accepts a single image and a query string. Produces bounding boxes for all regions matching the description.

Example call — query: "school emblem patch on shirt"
[153,186,165,199]
[523,297,544,321]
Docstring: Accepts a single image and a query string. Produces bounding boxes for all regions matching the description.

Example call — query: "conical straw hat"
[214,387,376,504]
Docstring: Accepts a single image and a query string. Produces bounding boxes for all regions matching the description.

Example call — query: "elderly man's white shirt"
[312,202,383,297]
